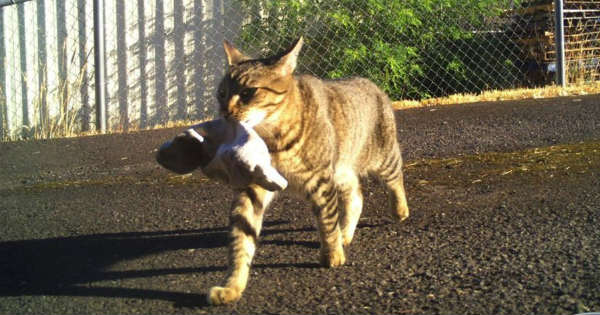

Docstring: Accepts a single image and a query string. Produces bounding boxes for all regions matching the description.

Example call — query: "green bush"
[235,0,522,100]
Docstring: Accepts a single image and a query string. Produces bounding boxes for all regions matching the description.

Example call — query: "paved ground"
[1,95,599,314]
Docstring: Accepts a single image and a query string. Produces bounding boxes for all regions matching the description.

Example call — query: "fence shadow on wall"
[107,0,238,133]
[0,0,238,140]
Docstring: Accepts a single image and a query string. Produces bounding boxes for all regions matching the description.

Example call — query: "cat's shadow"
[1,220,375,308]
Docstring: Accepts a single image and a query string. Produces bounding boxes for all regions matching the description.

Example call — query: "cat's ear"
[274,37,303,76]
[223,40,249,66]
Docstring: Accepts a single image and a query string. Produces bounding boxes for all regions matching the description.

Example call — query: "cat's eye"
[239,88,257,103]
[217,89,226,99]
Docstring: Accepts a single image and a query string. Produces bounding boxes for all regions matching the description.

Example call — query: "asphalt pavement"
[1,94,599,314]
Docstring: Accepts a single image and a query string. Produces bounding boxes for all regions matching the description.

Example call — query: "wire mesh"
[1,0,599,141]
[0,0,95,140]
[232,0,557,101]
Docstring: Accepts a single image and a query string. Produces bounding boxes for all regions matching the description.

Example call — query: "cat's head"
[217,38,303,127]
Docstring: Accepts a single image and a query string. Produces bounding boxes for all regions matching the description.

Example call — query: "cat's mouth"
[242,117,265,128]
[229,111,267,128]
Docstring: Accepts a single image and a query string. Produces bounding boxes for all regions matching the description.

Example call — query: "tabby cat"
[207,37,409,305]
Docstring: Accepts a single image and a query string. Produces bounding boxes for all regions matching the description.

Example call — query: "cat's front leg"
[207,185,275,305]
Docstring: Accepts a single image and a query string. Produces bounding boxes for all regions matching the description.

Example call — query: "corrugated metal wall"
[0,0,240,140]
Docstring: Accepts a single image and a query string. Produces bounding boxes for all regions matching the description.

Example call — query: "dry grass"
[4,78,599,142]
[68,117,212,140]
[120,82,600,135]
[393,82,600,109]
[139,117,212,131]
[3,44,94,142]
[27,65,82,140]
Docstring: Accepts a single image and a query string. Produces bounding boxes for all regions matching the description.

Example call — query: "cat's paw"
[341,232,354,247]
[207,286,240,305]
[320,247,346,267]
[391,205,409,222]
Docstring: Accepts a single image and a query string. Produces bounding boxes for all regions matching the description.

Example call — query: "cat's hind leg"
[334,167,363,246]
[376,147,409,222]
[308,172,346,268]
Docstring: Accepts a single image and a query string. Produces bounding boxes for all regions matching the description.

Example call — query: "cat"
[207,37,409,305]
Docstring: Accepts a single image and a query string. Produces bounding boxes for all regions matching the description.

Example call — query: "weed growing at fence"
[0,88,7,141]
[12,44,93,141]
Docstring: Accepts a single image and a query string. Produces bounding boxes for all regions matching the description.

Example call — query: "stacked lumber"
[515,0,600,83]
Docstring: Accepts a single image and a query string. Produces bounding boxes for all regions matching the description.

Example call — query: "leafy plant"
[235,0,523,100]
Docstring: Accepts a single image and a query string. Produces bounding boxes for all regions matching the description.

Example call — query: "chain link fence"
[1,0,599,141]
[0,0,95,140]
[234,0,544,101]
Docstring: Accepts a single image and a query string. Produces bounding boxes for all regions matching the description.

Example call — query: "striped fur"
[208,38,409,305]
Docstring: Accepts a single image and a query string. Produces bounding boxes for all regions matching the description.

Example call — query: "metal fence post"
[93,0,106,133]
[554,0,566,88]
